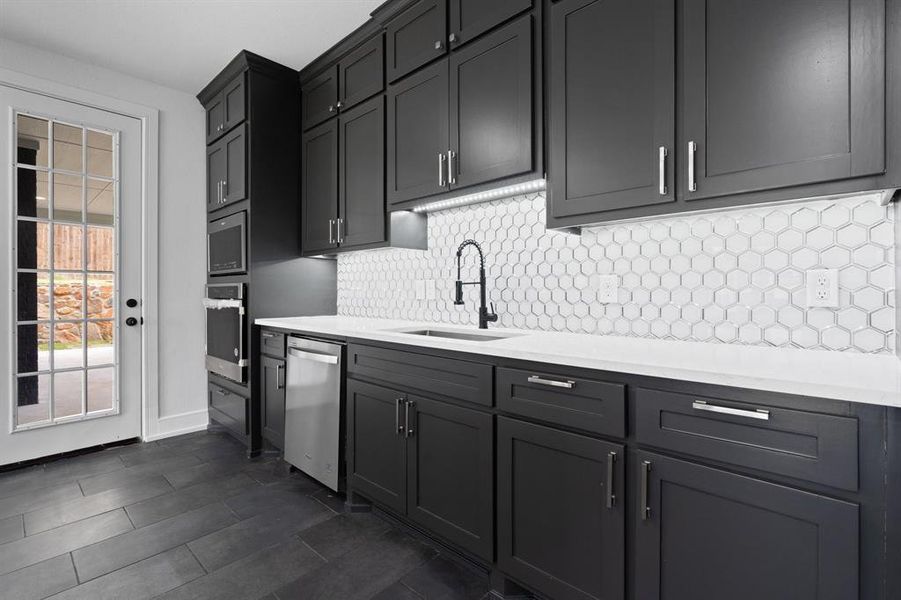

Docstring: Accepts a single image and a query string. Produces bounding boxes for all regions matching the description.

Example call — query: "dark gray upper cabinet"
[548,0,675,223]
[498,416,625,600]
[302,66,339,131]
[405,394,493,560]
[634,451,859,600]
[339,96,386,248]
[207,124,247,212]
[340,35,385,110]
[387,60,449,204]
[205,74,246,144]
[680,0,885,201]
[260,355,285,449]
[301,120,339,254]
[448,0,532,47]
[449,14,534,189]
[347,379,407,513]
[386,0,448,82]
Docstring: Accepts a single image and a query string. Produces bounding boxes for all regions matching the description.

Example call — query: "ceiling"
[0,0,383,94]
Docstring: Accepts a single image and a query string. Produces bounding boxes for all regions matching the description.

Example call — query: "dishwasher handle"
[288,348,340,365]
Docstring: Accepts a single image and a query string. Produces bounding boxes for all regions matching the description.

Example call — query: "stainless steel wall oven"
[204,283,246,382]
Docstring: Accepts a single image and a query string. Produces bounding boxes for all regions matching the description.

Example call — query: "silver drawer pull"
[691,400,769,421]
[288,348,339,365]
[261,332,278,339]
[527,375,575,389]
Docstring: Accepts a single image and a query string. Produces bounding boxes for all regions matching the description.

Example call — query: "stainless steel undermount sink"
[389,327,522,342]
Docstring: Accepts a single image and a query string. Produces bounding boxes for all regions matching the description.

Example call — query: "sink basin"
[390,327,522,342]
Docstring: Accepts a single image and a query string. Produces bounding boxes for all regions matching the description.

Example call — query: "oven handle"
[202,298,243,310]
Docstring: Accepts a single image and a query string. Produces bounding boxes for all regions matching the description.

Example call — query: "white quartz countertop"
[255,315,901,407]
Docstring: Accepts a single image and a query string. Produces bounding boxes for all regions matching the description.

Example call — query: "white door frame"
[0,67,160,443]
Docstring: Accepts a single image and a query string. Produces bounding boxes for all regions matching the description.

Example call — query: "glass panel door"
[13,112,119,429]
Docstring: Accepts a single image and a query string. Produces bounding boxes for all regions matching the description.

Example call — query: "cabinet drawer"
[634,388,858,491]
[348,344,492,406]
[209,383,248,437]
[259,330,286,357]
[496,367,625,438]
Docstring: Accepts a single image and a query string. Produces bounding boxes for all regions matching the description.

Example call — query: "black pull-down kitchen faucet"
[454,239,498,329]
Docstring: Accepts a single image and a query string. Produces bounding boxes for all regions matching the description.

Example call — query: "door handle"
[527,375,574,389]
[404,400,415,438]
[606,451,617,509]
[640,460,652,521]
[275,363,284,390]
[125,317,138,327]
[396,397,405,436]
[438,152,446,187]
[687,141,697,192]
[691,400,770,421]
[658,146,668,195]
[447,150,457,185]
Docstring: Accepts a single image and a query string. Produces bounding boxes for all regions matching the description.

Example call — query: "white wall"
[0,37,208,438]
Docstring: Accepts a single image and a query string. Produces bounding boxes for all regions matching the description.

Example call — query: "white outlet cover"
[425,279,436,300]
[597,274,619,303]
[414,279,425,300]
[806,269,839,308]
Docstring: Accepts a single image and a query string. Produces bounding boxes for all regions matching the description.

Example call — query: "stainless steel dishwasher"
[284,336,344,492]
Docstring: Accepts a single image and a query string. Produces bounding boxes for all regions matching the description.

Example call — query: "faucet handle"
[487,302,498,322]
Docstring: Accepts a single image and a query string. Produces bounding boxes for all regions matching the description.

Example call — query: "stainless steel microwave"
[208,211,246,276]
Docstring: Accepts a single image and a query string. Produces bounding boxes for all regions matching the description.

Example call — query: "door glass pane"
[16,374,51,425]
[17,220,49,270]
[87,320,114,367]
[53,223,84,270]
[54,173,84,223]
[53,370,83,419]
[53,122,83,171]
[17,114,49,168]
[53,322,84,369]
[87,367,114,413]
[17,167,48,218]
[17,324,50,373]
[87,130,113,178]
[87,226,114,271]
[87,179,114,225]
[53,272,84,320]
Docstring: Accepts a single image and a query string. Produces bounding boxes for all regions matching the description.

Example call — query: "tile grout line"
[300,538,329,563]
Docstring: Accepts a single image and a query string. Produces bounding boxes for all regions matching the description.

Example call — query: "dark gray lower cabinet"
[497,416,624,600]
[406,394,493,560]
[348,379,407,513]
[260,355,285,449]
[633,450,859,600]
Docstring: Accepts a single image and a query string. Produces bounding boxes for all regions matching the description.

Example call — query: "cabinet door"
[301,120,339,254]
[497,417,624,600]
[221,75,246,134]
[206,141,226,211]
[448,0,532,47]
[221,124,247,207]
[386,0,447,82]
[548,0,675,222]
[339,96,386,249]
[406,395,493,560]
[634,451,859,600]
[347,380,407,514]
[387,60,449,205]
[681,0,885,200]
[449,14,534,190]
[260,355,285,449]
[340,35,385,110]
[302,66,339,131]
[205,91,225,145]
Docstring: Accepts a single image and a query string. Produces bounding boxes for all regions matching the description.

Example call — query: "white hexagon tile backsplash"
[337,192,896,353]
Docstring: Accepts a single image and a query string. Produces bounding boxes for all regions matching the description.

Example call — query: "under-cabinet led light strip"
[409,178,547,213]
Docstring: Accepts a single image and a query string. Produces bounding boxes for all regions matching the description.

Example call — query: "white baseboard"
[144,409,209,442]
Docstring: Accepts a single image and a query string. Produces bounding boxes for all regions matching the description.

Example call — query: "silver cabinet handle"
[396,397,405,436]
[658,146,668,195]
[328,219,335,244]
[216,181,222,204]
[336,101,343,110]
[404,400,415,437]
[275,363,284,390]
[221,180,227,202]
[640,460,651,521]
[328,105,335,113]
[687,140,697,192]
[447,150,457,185]
[691,399,770,421]
[262,331,277,339]
[434,40,443,50]
[606,451,617,509]
[336,218,343,243]
[287,347,339,364]
[527,375,574,389]
[448,33,458,44]
[438,152,446,187]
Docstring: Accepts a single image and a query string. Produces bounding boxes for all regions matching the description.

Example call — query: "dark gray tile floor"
[0,428,494,600]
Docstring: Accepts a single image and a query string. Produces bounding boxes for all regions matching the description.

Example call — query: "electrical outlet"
[597,274,619,303]
[414,280,425,300]
[425,279,436,300]
[806,269,839,308]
